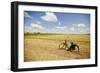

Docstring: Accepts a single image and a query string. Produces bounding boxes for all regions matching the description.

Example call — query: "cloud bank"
[25,23,46,33]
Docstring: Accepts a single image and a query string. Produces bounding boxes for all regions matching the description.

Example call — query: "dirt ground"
[24,34,90,62]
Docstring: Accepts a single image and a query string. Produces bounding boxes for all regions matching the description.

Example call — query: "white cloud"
[24,26,30,32]
[72,24,86,28]
[41,12,58,22]
[24,12,32,19]
[69,23,89,34]
[50,26,67,34]
[25,22,90,34]
[77,27,90,34]
[36,21,41,24]
[70,27,75,31]
[25,23,46,33]
[56,26,67,29]
[77,24,86,27]
[31,23,44,30]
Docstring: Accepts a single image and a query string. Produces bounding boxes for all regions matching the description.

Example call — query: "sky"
[24,11,90,34]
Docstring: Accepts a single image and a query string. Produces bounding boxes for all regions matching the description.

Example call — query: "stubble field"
[24,34,90,62]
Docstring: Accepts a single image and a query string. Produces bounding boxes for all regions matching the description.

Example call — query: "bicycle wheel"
[59,43,64,49]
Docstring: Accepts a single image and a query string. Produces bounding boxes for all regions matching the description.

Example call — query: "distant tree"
[37,32,41,34]
[25,32,30,35]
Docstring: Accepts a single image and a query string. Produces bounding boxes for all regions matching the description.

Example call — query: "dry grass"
[24,34,90,62]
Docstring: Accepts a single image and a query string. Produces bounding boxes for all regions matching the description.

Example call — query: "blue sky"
[24,11,90,34]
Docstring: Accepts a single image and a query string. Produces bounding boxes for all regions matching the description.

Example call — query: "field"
[24,33,90,62]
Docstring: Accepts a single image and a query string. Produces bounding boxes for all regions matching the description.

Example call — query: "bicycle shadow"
[58,47,69,51]
[70,50,82,56]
